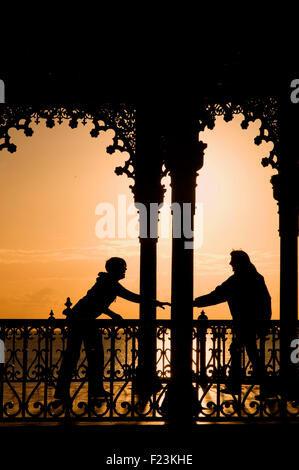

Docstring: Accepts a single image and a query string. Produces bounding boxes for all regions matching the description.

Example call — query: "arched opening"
[0,106,284,323]
[156,112,279,320]
[0,99,297,421]
[194,113,279,319]
[0,118,140,318]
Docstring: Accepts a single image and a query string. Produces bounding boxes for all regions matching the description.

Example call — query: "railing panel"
[0,319,297,422]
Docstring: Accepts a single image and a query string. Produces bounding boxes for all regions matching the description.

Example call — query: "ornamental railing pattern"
[0,319,296,422]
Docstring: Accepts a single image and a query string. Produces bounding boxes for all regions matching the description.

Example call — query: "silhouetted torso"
[195,270,271,323]
[69,272,140,320]
[70,272,118,319]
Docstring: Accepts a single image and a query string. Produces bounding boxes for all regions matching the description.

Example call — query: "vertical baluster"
[127,325,139,420]
[221,325,226,380]
[49,317,55,389]
[131,323,137,416]
[216,325,221,418]
[48,310,55,403]
[37,325,41,387]
[22,325,28,418]
[0,323,4,420]
[276,324,280,377]
[155,323,164,418]
[221,324,227,416]
[195,324,200,381]
[269,323,276,377]
[124,323,129,405]
[164,326,168,381]
[109,322,115,419]
[260,331,266,418]
[131,323,138,418]
[161,326,166,382]
[198,312,207,387]
[44,324,49,418]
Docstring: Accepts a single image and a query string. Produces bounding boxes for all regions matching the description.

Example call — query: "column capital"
[164,138,207,177]
[271,172,299,207]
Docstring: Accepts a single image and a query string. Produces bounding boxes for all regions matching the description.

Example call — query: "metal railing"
[0,318,297,422]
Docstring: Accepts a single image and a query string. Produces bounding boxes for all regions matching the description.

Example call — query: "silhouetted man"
[54,257,170,404]
[193,250,271,394]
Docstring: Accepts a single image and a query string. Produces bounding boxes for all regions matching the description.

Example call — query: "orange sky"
[0,113,283,319]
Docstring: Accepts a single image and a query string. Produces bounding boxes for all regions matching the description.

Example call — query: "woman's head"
[229,250,256,274]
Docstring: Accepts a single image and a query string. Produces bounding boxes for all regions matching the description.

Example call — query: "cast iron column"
[164,112,206,422]
[132,107,165,398]
[272,85,299,397]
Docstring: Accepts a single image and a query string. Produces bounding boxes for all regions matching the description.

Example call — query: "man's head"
[229,250,252,274]
[105,257,127,280]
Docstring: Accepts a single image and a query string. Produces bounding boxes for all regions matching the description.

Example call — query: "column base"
[161,381,198,424]
[134,366,163,400]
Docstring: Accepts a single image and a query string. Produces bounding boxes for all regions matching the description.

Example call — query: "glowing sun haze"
[0,114,282,319]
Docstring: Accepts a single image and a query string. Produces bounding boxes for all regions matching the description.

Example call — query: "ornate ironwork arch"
[116,97,280,183]
[197,97,279,171]
[0,104,136,159]
[0,98,279,179]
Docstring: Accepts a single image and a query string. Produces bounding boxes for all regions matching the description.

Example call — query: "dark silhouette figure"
[193,250,272,395]
[54,257,170,404]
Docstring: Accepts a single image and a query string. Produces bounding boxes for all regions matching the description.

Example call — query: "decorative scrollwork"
[198,97,279,171]
[0,104,136,158]
[0,319,293,422]
[0,99,280,208]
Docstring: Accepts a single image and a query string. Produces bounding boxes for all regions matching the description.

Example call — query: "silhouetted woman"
[194,250,271,394]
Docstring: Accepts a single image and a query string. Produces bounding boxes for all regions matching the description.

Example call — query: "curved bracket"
[198,97,279,171]
[0,104,136,160]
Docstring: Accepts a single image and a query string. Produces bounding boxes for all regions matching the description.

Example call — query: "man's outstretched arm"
[117,284,171,309]
[104,308,123,320]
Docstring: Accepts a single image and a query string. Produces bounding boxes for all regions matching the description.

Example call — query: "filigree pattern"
[0,319,295,422]
[198,97,279,171]
[0,98,279,191]
[0,105,136,158]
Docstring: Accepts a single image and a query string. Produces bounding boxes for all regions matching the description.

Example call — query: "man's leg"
[83,323,106,397]
[54,324,82,400]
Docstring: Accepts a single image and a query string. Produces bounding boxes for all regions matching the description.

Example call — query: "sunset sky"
[0,112,283,319]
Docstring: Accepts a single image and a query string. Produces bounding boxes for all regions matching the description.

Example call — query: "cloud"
[195,252,228,272]
[0,241,140,264]
[22,287,55,305]
[0,287,56,309]
[194,250,279,275]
